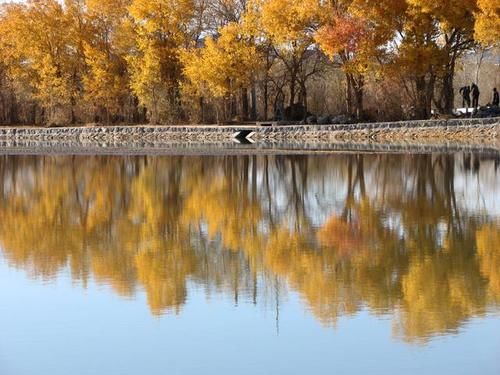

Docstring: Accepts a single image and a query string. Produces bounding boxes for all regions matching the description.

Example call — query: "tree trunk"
[241,87,249,120]
[438,51,457,115]
[354,86,363,120]
[13,94,20,124]
[414,74,435,120]
[301,83,308,120]
[442,69,455,114]
[231,93,237,120]
[475,47,486,85]
[199,96,204,123]
[289,77,296,120]
[353,76,364,120]
[345,74,353,116]
[263,79,268,121]
[251,84,257,121]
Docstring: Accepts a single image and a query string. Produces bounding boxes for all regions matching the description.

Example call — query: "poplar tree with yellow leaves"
[82,0,131,122]
[257,0,323,119]
[182,22,261,123]
[356,0,479,117]
[1,0,79,124]
[410,0,478,114]
[127,0,195,124]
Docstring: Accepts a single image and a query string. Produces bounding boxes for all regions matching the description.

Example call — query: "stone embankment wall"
[255,118,499,145]
[0,125,237,143]
[0,117,498,150]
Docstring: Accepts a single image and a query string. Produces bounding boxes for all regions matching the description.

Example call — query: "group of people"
[459,84,499,110]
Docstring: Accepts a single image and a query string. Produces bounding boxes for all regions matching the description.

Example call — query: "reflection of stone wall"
[0,117,498,148]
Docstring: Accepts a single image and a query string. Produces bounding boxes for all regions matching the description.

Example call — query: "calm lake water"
[0,153,499,374]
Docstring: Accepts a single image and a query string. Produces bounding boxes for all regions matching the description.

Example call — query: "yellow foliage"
[182,23,261,100]
[0,0,76,121]
[127,0,194,123]
[475,0,500,46]
[260,0,320,45]
[83,42,127,114]
[476,223,500,300]
[81,0,130,116]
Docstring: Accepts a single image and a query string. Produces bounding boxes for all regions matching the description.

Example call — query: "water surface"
[0,153,499,374]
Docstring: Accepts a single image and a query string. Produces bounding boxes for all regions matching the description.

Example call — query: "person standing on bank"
[471,83,480,109]
[492,88,499,107]
[459,85,471,108]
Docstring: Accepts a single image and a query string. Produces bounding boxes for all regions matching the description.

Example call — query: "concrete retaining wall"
[0,117,498,151]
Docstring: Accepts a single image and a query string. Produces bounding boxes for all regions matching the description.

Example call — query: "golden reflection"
[476,223,500,302]
[0,154,499,341]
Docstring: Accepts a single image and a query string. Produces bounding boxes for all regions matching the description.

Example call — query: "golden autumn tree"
[0,0,80,124]
[315,0,404,119]
[182,22,261,123]
[0,4,29,124]
[127,0,195,124]
[357,0,478,118]
[360,0,442,119]
[408,0,478,114]
[254,0,322,119]
[82,0,131,122]
[315,13,374,119]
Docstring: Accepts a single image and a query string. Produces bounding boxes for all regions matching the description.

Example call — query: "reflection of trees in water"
[0,154,498,342]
